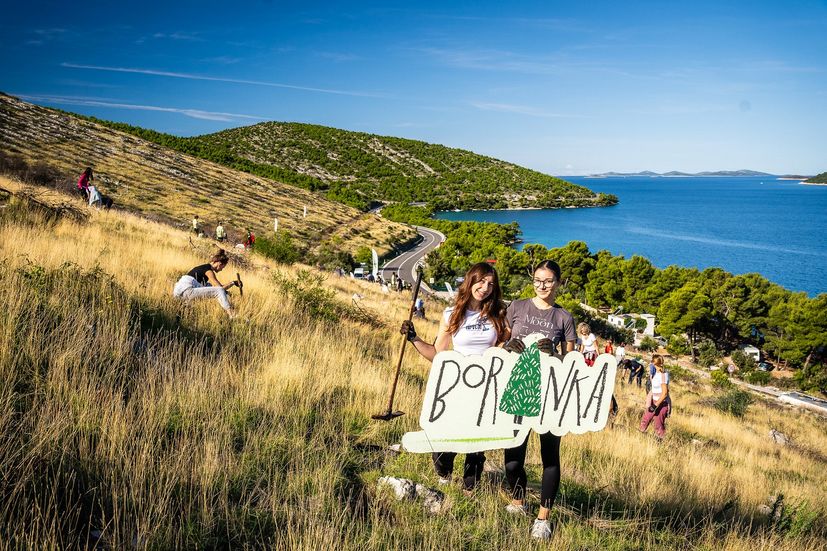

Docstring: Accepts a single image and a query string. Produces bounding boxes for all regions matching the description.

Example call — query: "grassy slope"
[0,93,415,256]
[1,176,825,550]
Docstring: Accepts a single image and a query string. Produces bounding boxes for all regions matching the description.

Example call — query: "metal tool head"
[371,410,405,422]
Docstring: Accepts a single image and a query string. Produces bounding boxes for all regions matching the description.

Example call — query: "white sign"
[402,334,617,454]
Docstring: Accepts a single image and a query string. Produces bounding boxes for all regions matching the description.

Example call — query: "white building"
[739,344,761,362]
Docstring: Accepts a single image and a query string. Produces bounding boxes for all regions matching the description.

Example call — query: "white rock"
[415,483,446,514]
[769,429,789,445]
[378,476,416,500]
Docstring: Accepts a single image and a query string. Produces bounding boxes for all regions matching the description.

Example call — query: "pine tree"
[499,343,543,417]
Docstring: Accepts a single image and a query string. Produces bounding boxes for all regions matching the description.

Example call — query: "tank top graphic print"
[443,307,499,356]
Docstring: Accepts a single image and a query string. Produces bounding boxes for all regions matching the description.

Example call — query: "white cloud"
[469,101,582,119]
[15,94,266,122]
[317,51,361,62]
[61,62,384,98]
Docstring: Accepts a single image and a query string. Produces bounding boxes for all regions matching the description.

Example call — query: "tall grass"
[0,178,825,550]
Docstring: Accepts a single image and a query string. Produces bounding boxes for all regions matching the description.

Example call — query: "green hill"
[85,118,616,212]
[806,172,827,184]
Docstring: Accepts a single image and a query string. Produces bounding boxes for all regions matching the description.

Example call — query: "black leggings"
[432,451,486,490]
[504,432,561,508]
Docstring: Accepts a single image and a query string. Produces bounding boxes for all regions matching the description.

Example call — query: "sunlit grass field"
[1,178,825,550]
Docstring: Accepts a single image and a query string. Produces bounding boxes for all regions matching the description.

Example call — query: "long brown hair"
[447,262,507,344]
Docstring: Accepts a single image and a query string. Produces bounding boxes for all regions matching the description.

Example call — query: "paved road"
[381,225,445,289]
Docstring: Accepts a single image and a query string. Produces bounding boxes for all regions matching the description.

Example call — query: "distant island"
[805,171,827,184]
[582,169,775,178]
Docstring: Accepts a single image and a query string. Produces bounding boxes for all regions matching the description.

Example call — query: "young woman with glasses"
[500,260,577,540]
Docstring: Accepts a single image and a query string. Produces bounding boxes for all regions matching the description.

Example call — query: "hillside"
[0,178,825,549]
[805,172,827,184]
[0,93,415,256]
[83,116,616,212]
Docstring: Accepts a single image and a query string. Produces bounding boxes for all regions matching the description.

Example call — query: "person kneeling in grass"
[172,248,239,317]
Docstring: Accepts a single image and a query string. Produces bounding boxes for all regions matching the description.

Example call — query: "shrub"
[666,335,690,357]
[353,246,372,265]
[696,339,721,368]
[255,232,301,265]
[710,369,732,389]
[638,336,657,352]
[312,245,355,272]
[272,269,383,328]
[713,389,754,417]
[745,370,771,385]
[731,349,757,373]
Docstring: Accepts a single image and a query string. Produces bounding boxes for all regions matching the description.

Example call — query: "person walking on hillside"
[77,167,93,201]
[640,355,670,439]
[578,322,599,367]
[215,221,226,242]
[604,338,614,356]
[172,248,239,317]
[400,262,508,495]
[499,260,577,540]
[192,215,202,236]
[615,342,626,363]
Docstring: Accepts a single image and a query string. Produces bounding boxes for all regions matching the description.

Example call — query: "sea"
[434,176,827,297]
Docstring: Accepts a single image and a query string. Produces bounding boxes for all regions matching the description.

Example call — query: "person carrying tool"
[400,262,508,494]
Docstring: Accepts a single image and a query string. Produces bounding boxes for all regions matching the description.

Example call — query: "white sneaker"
[505,503,528,516]
[437,477,451,486]
[531,519,552,540]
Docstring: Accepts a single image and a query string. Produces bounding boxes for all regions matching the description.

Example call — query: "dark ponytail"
[534,260,562,282]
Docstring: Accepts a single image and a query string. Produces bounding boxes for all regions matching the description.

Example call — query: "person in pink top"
[77,167,93,200]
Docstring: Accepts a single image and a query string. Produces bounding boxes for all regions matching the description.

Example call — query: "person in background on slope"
[77,167,93,201]
[640,355,670,439]
[244,229,255,249]
[87,183,102,209]
[625,358,645,387]
[400,262,508,495]
[615,341,626,363]
[604,338,614,356]
[500,260,577,541]
[215,221,226,242]
[577,322,599,367]
[192,215,201,236]
[172,248,239,318]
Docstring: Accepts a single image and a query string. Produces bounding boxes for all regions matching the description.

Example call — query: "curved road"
[381,225,445,289]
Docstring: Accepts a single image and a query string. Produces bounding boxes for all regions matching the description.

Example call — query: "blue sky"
[2,0,826,175]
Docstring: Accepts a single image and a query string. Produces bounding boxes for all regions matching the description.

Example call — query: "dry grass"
[0,177,825,550]
[0,94,415,256]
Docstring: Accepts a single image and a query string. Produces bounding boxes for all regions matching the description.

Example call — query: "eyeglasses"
[532,278,557,288]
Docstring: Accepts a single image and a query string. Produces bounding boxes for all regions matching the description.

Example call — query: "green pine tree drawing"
[499,342,542,417]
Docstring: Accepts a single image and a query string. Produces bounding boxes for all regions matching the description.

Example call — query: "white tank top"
[443,307,499,355]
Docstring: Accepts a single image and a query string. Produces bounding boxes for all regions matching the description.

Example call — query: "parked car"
[757,362,774,372]
[353,267,365,279]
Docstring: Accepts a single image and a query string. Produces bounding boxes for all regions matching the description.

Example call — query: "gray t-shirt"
[506,299,577,352]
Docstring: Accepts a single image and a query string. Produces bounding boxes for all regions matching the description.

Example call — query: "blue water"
[435,177,827,296]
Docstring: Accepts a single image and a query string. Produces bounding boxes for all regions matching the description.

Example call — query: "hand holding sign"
[402,333,617,454]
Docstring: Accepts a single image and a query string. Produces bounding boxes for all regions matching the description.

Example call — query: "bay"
[434,176,827,297]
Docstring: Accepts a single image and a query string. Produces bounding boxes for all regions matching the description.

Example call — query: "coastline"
[801,181,827,186]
